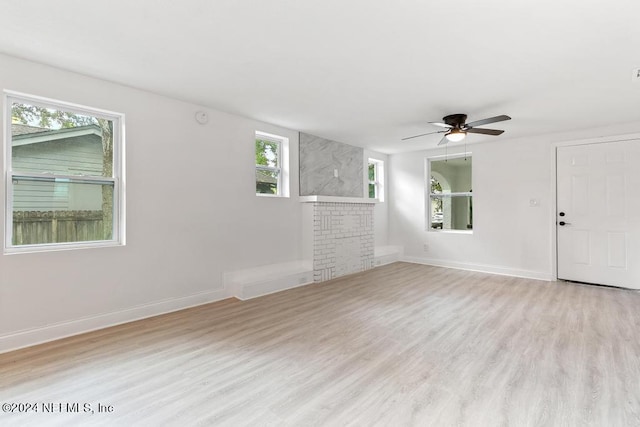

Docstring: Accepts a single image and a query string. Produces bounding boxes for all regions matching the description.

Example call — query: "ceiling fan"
[402,113,511,145]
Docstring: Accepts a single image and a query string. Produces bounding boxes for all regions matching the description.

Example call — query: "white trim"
[255,130,289,197]
[426,153,473,232]
[224,260,313,300]
[374,245,403,266]
[367,158,385,202]
[11,172,116,184]
[299,195,377,204]
[5,90,124,121]
[429,192,473,197]
[4,239,123,255]
[230,276,313,301]
[401,255,554,281]
[428,229,473,235]
[3,90,126,253]
[0,287,229,354]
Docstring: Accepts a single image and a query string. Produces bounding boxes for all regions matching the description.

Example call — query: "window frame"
[367,158,384,202]
[425,153,473,234]
[255,131,288,198]
[4,91,126,253]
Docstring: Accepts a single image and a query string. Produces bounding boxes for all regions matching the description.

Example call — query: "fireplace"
[302,197,375,282]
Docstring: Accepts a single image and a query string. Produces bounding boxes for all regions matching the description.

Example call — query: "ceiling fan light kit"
[445,128,466,142]
[402,113,511,146]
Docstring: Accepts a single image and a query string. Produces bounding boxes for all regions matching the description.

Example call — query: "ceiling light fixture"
[445,128,466,142]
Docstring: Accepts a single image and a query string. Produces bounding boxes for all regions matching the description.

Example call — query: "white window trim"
[4,90,126,253]
[367,158,384,202]
[425,153,472,234]
[255,130,289,198]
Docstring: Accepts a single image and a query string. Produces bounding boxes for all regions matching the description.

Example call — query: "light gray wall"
[389,123,640,280]
[299,132,363,197]
[0,53,303,352]
[0,54,397,353]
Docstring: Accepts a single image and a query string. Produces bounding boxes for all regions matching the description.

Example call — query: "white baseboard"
[401,256,554,281]
[374,245,404,267]
[235,277,314,300]
[0,287,229,355]
[225,261,314,300]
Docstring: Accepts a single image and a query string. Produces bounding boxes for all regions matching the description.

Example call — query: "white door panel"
[557,140,640,289]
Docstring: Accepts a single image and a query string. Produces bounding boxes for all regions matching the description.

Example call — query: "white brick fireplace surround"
[302,197,376,282]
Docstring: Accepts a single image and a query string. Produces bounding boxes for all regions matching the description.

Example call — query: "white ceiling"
[1,0,639,153]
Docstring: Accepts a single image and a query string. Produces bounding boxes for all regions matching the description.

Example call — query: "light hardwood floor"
[1,262,640,426]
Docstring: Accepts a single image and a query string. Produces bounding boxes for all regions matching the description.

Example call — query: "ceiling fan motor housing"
[443,114,467,128]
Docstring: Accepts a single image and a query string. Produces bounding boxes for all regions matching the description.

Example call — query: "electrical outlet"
[423,244,429,252]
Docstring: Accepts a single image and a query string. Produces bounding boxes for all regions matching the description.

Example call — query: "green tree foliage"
[431,176,443,213]
[368,163,376,198]
[255,139,280,194]
[11,103,95,129]
[255,139,279,167]
[430,176,442,194]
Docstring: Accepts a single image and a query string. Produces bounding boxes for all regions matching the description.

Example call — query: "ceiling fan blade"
[429,122,453,128]
[437,135,449,146]
[401,130,445,141]
[465,115,511,128]
[466,128,504,136]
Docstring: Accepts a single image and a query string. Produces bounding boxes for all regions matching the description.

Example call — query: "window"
[427,155,472,232]
[368,158,384,201]
[5,92,124,252]
[255,131,288,197]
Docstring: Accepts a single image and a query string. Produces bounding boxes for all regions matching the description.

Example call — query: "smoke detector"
[195,111,209,124]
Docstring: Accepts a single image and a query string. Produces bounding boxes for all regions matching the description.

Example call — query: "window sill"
[299,195,377,204]
[427,229,473,235]
[256,193,289,198]
[4,240,124,255]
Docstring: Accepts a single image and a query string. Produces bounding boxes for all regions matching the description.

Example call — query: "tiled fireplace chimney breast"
[299,132,376,282]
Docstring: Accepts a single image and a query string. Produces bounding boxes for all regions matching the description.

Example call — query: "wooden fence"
[12,210,106,245]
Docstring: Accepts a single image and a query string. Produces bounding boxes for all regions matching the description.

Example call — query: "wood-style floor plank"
[1,262,640,426]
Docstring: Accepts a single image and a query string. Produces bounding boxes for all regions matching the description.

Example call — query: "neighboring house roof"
[11,123,102,147]
[256,170,277,184]
[10,123,51,136]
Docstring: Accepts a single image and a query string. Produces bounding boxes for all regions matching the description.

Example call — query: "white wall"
[389,123,640,280]
[0,54,305,352]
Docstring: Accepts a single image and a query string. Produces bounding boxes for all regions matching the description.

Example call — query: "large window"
[368,158,384,201]
[5,92,124,252]
[255,131,288,197]
[427,155,472,232]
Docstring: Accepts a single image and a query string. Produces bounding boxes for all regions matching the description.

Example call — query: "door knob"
[558,221,571,226]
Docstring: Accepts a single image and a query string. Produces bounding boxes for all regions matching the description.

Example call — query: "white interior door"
[557,140,640,289]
